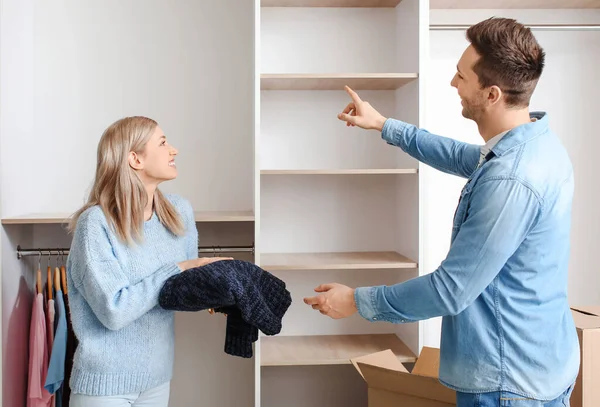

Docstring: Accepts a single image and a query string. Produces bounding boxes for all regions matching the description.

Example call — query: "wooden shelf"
[431,0,600,8]
[1,211,255,225]
[193,211,255,222]
[261,169,417,175]
[261,73,418,91]
[1,213,72,225]
[261,334,416,366]
[261,251,417,270]
[262,0,402,6]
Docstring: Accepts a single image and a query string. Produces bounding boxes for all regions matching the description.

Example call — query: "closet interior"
[2,0,599,407]
[256,0,425,406]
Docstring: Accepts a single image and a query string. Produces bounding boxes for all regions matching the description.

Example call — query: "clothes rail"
[15,244,255,260]
[430,23,600,31]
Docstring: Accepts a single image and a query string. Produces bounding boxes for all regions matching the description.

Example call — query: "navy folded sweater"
[158,259,292,358]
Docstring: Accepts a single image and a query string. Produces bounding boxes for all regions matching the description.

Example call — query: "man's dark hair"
[466,17,545,108]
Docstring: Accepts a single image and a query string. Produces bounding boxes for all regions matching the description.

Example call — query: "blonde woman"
[66,117,231,407]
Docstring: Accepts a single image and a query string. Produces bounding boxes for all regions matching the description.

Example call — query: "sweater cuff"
[224,331,255,358]
[223,316,257,358]
[155,263,181,297]
[161,262,182,277]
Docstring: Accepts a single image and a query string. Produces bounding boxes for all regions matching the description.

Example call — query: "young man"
[304,17,580,406]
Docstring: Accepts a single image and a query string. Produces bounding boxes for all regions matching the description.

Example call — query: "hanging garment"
[45,289,67,406]
[45,266,56,359]
[158,259,292,358]
[44,267,57,407]
[27,292,52,407]
[45,296,56,407]
[62,268,78,407]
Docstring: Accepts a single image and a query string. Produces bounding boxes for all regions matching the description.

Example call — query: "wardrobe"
[1,1,598,406]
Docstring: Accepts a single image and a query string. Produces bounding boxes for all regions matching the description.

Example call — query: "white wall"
[1,0,254,217]
[422,9,600,348]
[261,8,398,73]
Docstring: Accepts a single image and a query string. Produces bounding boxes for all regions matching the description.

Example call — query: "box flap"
[571,307,600,329]
[351,349,408,380]
[411,347,440,378]
[571,306,600,318]
[357,362,456,404]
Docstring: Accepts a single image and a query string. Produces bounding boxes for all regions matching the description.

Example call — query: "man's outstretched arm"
[338,86,480,179]
[304,177,540,321]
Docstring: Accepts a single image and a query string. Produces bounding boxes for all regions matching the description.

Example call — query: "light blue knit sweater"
[66,194,198,396]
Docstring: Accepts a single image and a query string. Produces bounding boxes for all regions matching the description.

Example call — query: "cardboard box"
[570,306,600,407]
[350,307,600,407]
[351,347,455,407]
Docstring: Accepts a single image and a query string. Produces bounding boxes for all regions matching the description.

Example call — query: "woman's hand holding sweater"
[177,257,233,271]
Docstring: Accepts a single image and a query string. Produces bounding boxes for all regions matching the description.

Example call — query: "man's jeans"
[457,383,575,407]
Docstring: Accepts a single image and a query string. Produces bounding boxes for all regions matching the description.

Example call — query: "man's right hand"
[177,257,234,271]
[337,86,388,132]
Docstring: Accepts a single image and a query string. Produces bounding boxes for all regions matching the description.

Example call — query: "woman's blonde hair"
[69,116,184,244]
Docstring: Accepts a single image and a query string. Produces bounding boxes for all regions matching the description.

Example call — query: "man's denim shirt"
[355,112,580,400]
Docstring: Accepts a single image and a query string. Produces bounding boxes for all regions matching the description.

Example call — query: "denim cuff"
[354,287,380,322]
[381,118,408,147]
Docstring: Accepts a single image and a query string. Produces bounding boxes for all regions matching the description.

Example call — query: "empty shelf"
[194,211,255,222]
[261,251,417,270]
[1,213,72,224]
[261,73,418,90]
[262,0,402,6]
[431,0,599,8]
[261,169,417,175]
[261,334,416,366]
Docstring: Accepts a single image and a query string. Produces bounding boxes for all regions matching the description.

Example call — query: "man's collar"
[484,129,509,150]
[490,111,549,157]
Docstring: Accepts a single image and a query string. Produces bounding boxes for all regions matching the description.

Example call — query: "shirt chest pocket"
[453,183,472,229]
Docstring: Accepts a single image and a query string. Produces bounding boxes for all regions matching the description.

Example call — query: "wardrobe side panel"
[254,2,262,406]
[393,0,422,264]
[393,0,424,355]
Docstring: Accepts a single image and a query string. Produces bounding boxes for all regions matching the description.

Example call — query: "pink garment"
[28,293,52,407]
[46,298,56,407]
